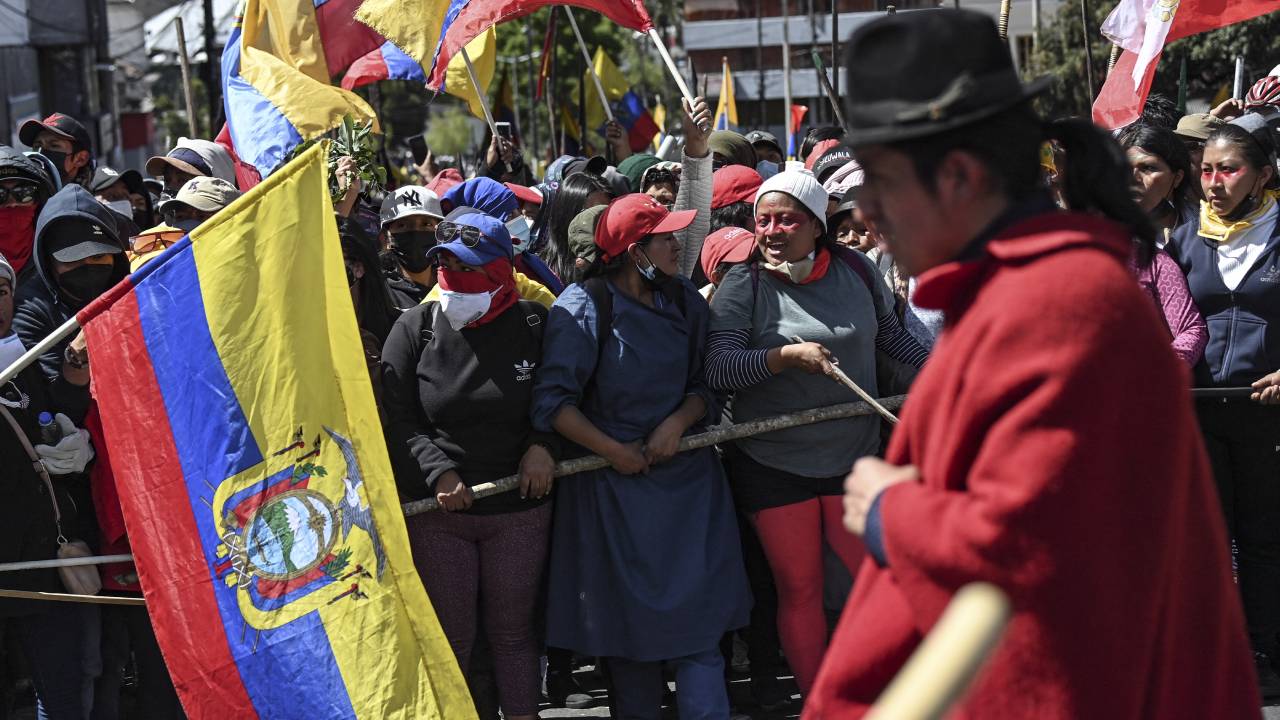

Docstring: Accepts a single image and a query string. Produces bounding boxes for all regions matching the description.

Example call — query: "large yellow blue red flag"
[77,142,475,720]
[223,0,379,176]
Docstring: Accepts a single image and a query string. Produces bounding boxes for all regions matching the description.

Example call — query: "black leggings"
[1197,398,1280,653]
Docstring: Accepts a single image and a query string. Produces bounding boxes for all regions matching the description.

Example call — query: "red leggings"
[752,496,865,695]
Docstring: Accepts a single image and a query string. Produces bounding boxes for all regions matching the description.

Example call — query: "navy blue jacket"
[1167,218,1280,387]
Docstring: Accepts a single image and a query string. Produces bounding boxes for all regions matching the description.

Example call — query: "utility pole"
[203,0,218,135]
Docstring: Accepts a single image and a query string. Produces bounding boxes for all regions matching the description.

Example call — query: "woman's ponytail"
[1044,118,1158,267]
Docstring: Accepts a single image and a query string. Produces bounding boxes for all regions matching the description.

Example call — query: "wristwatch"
[63,344,89,370]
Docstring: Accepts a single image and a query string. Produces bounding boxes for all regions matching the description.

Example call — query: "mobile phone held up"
[495,122,513,141]
[408,134,429,165]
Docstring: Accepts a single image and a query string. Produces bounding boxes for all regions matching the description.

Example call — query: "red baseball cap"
[712,165,763,210]
[504,182,543,205]
[595,193,697,262]
[700,226,757,281]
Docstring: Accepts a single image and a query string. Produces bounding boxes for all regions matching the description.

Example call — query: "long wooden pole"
[402,394,908,515]
[460,46,512,173]
[647,28,710,133]
[811,50,848,132]
[564,7,614,123]
[783,0,793,159]
[866,583,1011,720]
[0,316,79,387]
[1080,0,1095,101]
[174,17,198,137]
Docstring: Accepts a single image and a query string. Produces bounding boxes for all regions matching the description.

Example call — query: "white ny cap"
[379,186,444,228]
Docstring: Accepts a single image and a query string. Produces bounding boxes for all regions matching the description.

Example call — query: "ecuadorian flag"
[78,143,475,720]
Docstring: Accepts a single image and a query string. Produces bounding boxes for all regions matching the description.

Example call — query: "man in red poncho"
[804,10,1258,719]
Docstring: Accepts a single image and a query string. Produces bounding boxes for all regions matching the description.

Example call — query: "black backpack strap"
[580,277,614,407]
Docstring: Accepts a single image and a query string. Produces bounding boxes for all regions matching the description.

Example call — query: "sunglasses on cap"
[0,182,39,205]
[435,221,485,247]
[130,229,185,256]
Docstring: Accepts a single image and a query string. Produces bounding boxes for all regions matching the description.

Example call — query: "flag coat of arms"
[78,142,475,720]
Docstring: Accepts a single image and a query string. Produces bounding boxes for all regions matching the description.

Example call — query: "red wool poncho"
[805,213,1257,719]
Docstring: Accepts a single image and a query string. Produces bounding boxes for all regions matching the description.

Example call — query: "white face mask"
[100,198,134,219]
[763,250,816,283]
[0,333,26,371]
[505,215,531,255]
[438,289,496,330]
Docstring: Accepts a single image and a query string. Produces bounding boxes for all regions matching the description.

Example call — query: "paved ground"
[536,662,802,720]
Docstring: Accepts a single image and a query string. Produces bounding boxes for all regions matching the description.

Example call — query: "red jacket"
[805,213,1256,719]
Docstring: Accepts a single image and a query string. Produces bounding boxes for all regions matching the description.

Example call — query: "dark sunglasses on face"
[0,182,39,205]
[435,221,485,247]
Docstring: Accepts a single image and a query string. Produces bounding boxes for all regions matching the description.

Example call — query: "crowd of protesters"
[3,9,1280,719]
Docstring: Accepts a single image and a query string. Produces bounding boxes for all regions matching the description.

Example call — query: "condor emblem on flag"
[79,142,475,720]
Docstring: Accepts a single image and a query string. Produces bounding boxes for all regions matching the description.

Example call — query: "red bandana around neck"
[0,205,37,276]
[436,257,520,327]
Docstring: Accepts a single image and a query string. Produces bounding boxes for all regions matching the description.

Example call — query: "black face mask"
[38,148,71,182]
[57,263,115,303]
[390,231,436,273]
[345,263,357,288]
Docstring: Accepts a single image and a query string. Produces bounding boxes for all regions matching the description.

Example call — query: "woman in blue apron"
[532,193,750,720]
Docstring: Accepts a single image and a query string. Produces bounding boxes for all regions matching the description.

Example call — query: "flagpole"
[524,17,539,170]
[811,49,848,131]
[459,46,512,174]
[1080,0,1095,101]
[0,316,80,387]
[756,0,765,128]
[782,0,793,159]
[564,7,615,123]
[830,0,838,111]
[646,28,711,133]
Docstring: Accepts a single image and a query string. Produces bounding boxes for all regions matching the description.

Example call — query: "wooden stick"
[791,336,899,424]
[460,46,513,174]
[564,7,614,123]
[1080,0,1095,101]
[402,394,908,516]
[647,28,710,133]
[866,583,1011,720]
[175,17,198,137]
[0,589,146,606]
[0,315,79,386]
[0,554,135,573]
[810,49,849,132]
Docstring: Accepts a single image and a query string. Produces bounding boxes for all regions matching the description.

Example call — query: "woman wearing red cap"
[381,213,560,720]
[704,169,929,698]
[532,193,751,720]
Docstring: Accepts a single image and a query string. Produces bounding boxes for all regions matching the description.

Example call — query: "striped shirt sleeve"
[705,328,774,391]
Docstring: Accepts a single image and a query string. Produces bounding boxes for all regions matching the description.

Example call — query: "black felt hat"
[842,9,1051,147]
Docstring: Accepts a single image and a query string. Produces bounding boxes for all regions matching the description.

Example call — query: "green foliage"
[1032,2,1280,120]
[424,105,477,158]
[334,116,389,191]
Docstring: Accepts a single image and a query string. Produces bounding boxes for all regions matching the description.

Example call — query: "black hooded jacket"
[13,185,129,422]
[0,145,55,287]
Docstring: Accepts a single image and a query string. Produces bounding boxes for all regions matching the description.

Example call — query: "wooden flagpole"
[564,7,614,123]
[459,46,512,173]
[646,28,710,133]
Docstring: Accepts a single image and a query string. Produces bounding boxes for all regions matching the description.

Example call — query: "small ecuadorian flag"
[714,57,738,131]
[78,142,475,720]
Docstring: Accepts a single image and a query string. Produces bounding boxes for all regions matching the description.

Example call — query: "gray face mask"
[170,218,202,233]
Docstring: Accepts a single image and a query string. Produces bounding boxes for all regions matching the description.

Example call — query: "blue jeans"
[14,603,91,720]
[607,647,729,720]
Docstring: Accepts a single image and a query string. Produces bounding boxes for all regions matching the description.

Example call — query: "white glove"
[35,413,95,475]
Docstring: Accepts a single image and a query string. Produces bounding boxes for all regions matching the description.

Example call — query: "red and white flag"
[1092,0,1275,130]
